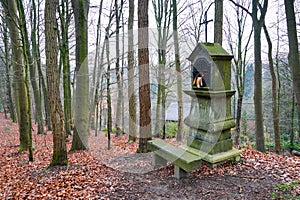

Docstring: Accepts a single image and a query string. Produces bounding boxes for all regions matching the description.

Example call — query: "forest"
[0,0,300,199]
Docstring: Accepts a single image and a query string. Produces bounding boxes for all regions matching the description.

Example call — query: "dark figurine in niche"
[192,71,207,89]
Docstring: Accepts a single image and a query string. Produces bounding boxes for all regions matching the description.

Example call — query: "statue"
[192,72,207,88]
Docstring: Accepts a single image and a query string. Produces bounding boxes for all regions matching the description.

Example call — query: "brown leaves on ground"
[0,112,299,199]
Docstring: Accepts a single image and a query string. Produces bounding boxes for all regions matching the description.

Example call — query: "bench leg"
[153,153,167,166]
[174,166,189,179]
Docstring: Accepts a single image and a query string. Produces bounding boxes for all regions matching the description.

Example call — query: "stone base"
[187,136,233,155]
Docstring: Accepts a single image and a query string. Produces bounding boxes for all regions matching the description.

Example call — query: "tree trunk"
[16,0,34,161]
[128,0,137,142]
[90,0,103,131]
[172,0,183,142]
[3,0,30,153]
[115,0,122,137]
[291,93,295,148]
[214,0,223,45]
[252,0,267,152]
[263,25,280,154]
[105,29,112,150]
[138,0,152,152]
[284,0,300,113]
[2,21,16,122]
[58,0,72,136]
[45,0,67,166]
[71,0,90,151]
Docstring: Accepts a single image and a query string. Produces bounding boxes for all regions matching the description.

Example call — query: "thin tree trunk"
[58,0,72,136]
[172,0,183,141]
[105,29,112,150]
[290,93,295,148]
[115,0,124,137]
[2,21,16,122]
[128,0,137,142]
[263,25,280,154]
[31,0,45,134]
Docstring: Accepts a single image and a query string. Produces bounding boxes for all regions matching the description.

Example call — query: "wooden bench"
[147,140,202,179]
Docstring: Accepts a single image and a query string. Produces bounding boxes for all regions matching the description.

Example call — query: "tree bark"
[2,20,16,122]
[45,0,67,166]
[3,0,30,153]
[214,0,223,45]
[58,0,72,136]
[172,0,183,142]
[71,0,90,151]
[263,25,280,154]
[128,0,137,142]
[138,0,152,152]
[252,0,268,152]
[284,0,300,113]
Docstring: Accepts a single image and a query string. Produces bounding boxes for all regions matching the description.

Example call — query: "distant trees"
[226,0,252,145]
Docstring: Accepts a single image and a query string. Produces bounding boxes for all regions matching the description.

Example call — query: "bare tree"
[71,0,90,151]
[138,0,152,152]
[45,0,67,166]
[284,0,300,113]
[128,0,137,142]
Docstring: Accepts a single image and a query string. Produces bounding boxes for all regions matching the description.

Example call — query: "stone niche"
[184,43,241,165]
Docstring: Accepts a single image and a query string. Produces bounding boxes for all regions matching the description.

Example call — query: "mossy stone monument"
[184,42,241,165]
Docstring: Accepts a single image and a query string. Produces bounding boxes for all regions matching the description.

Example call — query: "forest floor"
[0,112,300,199]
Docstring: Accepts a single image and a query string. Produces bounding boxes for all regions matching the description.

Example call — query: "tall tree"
[2,0,30,153]
[138,0,151,152]
[1,20,16,122]
[284,0,300,112]
[17,0,44,136]
[16,0,34,161]
[32,0,52,131]
[263,25,280,154]
[45,0,68,166]
[138,0,152,152]
[58,0,72,136]
[214,0,223,44]
[172,0,183,141]
[152,0,171,138]
[114,0,124,137]
[90,0,104,132]
[71,0,90,151]
[252,0,268,152]
[128,0,137,142]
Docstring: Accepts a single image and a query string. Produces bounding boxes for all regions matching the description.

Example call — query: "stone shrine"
[184,42,241,165]
[147,43,241,179]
